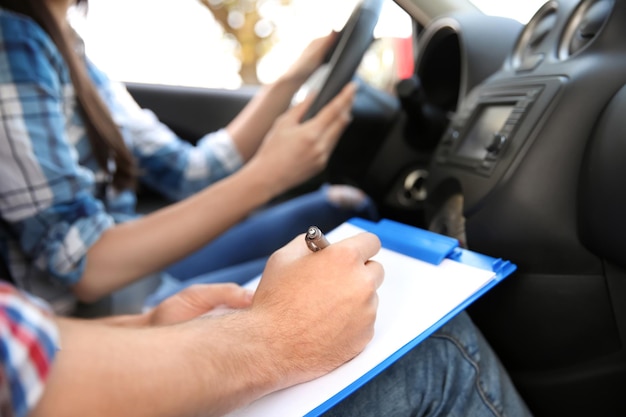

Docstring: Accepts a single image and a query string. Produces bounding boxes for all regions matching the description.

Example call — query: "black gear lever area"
[396,75,449,151]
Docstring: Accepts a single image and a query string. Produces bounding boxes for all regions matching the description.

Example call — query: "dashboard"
[392,0,626,415]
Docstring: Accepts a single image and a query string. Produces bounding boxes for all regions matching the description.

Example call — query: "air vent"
[559,0,613,59]
[511,2,559,71]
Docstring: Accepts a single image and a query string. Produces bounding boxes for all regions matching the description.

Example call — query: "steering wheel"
[301,0,384,121]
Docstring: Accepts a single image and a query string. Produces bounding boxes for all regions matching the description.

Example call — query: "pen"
[305,225,330,252]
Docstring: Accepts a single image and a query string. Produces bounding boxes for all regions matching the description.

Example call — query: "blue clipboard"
[304,218,516,417]
[225,218,517,417]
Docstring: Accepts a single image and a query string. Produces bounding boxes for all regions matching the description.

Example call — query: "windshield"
[469,0,548,23]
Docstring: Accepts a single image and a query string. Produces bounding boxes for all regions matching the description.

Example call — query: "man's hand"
[249,231,383,389]
[147,283,254,326]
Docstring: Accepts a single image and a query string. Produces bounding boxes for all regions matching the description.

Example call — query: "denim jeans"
[324,311,532,417]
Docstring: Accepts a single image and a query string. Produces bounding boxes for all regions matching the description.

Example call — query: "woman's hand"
[244,81,357,196]
[224,32,344,164]
[282,32,338,85]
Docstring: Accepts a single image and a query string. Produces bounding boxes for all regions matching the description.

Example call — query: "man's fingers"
[337,232,382,263]
[179,283,254,310]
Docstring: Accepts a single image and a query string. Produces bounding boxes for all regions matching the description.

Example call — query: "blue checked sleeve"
[89,64,244,202]
[0,17,116,286]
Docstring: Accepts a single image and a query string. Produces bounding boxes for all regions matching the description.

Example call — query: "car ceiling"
[394,0,480,24]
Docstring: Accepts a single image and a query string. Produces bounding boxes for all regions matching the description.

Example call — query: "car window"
[469,0,548,23]
[73,0,413,92]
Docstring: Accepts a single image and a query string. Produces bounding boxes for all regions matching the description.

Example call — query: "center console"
[430,77,564,210]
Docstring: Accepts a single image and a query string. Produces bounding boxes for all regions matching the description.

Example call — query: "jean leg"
[324,311,532,417]
[144,257,267,309]
[166,185,378,281]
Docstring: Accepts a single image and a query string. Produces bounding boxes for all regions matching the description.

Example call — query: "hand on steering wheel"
[300,0,384,121]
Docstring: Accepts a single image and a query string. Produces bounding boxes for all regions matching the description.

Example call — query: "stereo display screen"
[455,104,515,160]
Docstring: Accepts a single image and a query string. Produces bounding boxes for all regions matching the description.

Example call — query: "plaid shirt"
[0,9,243,311]
[0,281,58,417]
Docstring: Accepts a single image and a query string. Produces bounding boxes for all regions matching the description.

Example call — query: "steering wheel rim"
[302,0,384,121]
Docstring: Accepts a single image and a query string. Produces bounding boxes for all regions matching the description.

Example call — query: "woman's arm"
[0,25,353,302]
[106,35,338,201]
[74,82,357,301]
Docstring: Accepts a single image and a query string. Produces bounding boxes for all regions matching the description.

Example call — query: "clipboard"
[225,218,516,417]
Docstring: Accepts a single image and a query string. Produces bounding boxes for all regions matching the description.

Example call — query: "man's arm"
[33,232,383,417]
[31,314,275,417]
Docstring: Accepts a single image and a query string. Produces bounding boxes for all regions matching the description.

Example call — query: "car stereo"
[435,86,543,176]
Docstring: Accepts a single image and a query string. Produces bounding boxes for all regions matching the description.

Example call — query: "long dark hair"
[0,0,135,190]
